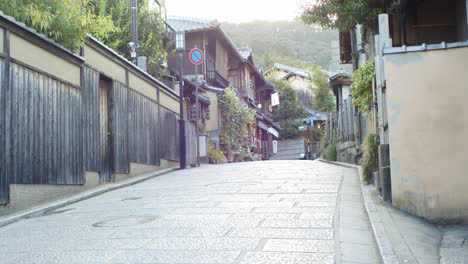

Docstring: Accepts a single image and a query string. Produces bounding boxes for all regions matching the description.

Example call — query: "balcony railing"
[164,22,176,43]
[207,70,229,88]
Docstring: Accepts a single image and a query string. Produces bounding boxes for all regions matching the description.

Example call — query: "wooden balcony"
[164,22,176,44]
[207,70,229,88]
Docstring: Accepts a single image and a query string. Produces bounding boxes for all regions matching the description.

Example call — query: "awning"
[202,83,225,94]
[196,94,211,104]
[268,127,279,138]
[258,121,268,131]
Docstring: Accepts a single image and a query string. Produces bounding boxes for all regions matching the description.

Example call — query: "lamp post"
[176,31,186,169]
[303,119,312,160]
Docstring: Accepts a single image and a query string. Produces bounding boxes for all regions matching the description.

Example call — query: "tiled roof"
[274,63,313,79]
[167,16,220,32]
[87,36,176,95]
[271,63,334,79]
[329,72,352,80]
[237,47,252,60]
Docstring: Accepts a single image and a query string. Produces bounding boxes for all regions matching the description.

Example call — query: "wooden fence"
[0,17,181,205]
[325,95,375,146]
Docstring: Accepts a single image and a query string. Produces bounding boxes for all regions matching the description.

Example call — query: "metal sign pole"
[188,46,203,167]
[194,47,200,167]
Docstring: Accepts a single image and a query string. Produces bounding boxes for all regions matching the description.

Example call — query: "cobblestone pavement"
[0,160,378,264]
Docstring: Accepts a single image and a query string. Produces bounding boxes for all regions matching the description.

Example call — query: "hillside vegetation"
[222,20,338,70]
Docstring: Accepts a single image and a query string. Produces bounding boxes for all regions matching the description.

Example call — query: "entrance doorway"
[99,75,114,182]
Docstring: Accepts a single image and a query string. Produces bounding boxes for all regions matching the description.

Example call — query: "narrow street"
[0,161,379,264]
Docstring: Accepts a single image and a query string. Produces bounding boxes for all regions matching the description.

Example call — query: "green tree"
[222,20,338,69]
[0,0,115,51]
[351,60,375,112]
[92,0,172,75]
[310,67,335,112]
[269,78,309,139]
[300,0,381,31]
[1,0,171,74]
[218,88,256,157]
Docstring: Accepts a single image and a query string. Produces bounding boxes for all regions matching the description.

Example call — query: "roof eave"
[86,36,177,98]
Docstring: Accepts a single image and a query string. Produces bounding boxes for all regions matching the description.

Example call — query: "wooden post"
[375,14,393,200]
[466,0,468,34]
[0,29,10,204]
[375,14,392,145]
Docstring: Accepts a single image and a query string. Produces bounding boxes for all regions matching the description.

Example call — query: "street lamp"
[176,31,186,169]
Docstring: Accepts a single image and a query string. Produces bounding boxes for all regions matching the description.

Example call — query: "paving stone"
[261,218,333,228]
[229,227,334,239]
[295,201,337,207]
[298,212,335,220]
[8,250,121,264]
[263,239,335,252]
[341,242,380,263]
[109,228,199,239]
[239,251,334,264]
[218,201,295,208]
[143,237,260,250]
[171,207,253,214]
[230,213,297,219]
[254,206,335,214]
[109,250,240,263]
[0,238,151,252]
[0,161,379,263]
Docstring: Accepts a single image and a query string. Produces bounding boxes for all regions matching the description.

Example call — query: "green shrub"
[351,60,375,112]
[208,140,226,164]
[362,134,378,184]
[323,141,338,161]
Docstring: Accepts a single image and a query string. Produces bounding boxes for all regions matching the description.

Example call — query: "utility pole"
[130,0,138,64]
[176,31,186,169]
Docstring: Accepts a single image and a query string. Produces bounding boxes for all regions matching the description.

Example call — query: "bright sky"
[166,0,309,23]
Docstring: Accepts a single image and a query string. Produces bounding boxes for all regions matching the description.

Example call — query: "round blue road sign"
[189,48,204,65]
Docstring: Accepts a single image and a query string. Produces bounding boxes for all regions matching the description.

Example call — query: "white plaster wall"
[385,47,468,222]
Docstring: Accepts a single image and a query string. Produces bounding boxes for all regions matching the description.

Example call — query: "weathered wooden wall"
[185,121,197,166]
[128,89,160,166]
[83,66,179,178]
[0,58,8,204]
[159,107,180,161]
[8,62,84,185]
[0,20,181,205]
[111,82,130,174]
[82,66,101,172]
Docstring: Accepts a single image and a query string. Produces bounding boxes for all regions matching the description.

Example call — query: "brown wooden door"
[99,76,113,182]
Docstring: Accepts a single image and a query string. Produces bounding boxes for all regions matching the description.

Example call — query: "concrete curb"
[0,168,179,228]
[318,159,400,264]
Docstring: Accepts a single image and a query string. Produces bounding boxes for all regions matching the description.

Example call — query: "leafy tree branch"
[351,60,375,112]
[310,67,335,112]
[300,0,381,31]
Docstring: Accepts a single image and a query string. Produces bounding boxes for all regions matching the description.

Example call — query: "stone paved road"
[0,161,378,264]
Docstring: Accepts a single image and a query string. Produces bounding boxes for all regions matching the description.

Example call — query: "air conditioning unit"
[272,140,278,154]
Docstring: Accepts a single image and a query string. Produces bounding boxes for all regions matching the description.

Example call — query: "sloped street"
[0,161,378,264]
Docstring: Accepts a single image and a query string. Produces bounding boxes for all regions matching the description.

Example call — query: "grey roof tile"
[167,16,220,32]
[237,47,252,60]
[275,63,313,79]
[273,63,334,79]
